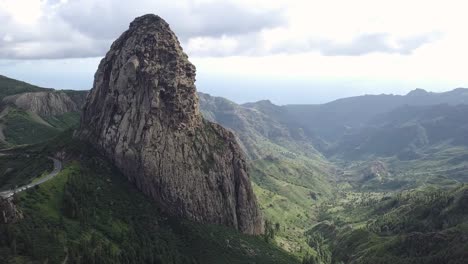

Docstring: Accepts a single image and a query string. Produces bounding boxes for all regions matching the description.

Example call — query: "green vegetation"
[2,80,468,263]
[245,139,334,255]
[250,153,334,257]
[330,104,468,160]
[306,185,468,263]
[0,75,85,148]
[0,108,82,147]
[333,145,468,193]
[0,75,51,100]
[44,112,81,130]
[199,91,468,262]
[0,140,9,149]
[199,93,337,256]
[0,133,299,264]
[2,108,61,145]
[0,149,52,190]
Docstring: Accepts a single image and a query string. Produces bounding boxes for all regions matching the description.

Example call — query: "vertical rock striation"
[77,14,262,234]
[0,197,23,224]
[2,91,83,117]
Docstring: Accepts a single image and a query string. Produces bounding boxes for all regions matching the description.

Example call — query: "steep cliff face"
[0,197,23,224]
[77,14,262,234]
[2,91,83,117]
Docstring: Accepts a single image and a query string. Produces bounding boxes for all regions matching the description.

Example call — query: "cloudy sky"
[1,0,467,104]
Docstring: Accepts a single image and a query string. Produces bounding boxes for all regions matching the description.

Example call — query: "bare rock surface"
[77,14,262,234]
[3,91,81,117]
[0,197,23,224]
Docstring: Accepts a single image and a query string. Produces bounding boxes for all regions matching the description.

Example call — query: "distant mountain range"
[3,73,468,184]
[283,88,468,141]
[3,73,468,186]
[1,73,468,263]
[202,87,468,160]
[331,103,468,159]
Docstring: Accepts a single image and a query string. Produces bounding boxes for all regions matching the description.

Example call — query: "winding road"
[0,157,62,199]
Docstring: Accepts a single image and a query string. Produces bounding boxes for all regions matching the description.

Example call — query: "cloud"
[59,0,284,40]
[320,32,441,56]
[0,0,285,59]
[185,32,441,57]
[185,33,262,57]
[0,0,453,59]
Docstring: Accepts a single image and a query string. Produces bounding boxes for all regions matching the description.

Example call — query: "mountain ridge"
[0,76,87,147]
[282,87,468,142]
[1,73,468,261]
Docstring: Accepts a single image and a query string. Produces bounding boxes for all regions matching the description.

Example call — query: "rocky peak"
[77,14,262,234]
[83,14,200,132]
[407,88,429,97]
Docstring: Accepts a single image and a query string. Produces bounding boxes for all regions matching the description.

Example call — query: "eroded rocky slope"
[0,197,23,224]
[3,91,83,116]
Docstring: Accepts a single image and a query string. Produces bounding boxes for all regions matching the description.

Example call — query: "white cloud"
[2,0,464,59]
[0,0,284,59]
[1,0,468,102]
[0,0,43,25]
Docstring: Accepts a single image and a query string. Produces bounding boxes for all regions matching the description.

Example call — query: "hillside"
[0,75,53,100]
[199,93,336,253]
[0,76,87,147]
[284,88,468,142]
[237,91,468,192]
[326,104,468,192]
[2,73,468,262]
[305,184,468,264]
[0,132,299,264]
[332,104,468,159]
[200,90,468,259]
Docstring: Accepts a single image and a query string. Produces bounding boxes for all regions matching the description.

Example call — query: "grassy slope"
[1,108,60,145]
[249,149,334,254]
[0,133,299,264]
[0,106,81,147]
[243,140,335,256]
[333,144,468,193]
[0,75,52,100]
[0,75,84,148]
[199,93,337,257]
[0,150,52,191]
[2,87,467,263]
[245,141,335,257]
[43,112,81,130]
[306,185,468,264]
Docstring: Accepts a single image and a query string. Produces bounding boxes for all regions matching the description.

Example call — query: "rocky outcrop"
[77,14,262,234]
[0,197,23,224]
[2,91,85,117]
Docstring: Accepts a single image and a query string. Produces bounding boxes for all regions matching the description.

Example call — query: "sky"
[1,0,468,104]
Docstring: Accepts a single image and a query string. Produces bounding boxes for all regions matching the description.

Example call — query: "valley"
[0,14,468,264]
[199,90,468,263]
[1,73,468,263]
